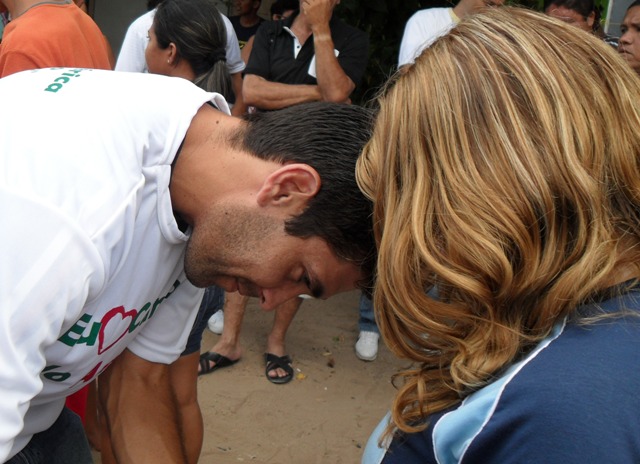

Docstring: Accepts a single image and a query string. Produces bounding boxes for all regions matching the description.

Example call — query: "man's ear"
[587,11,596,29]
[256,164,321,211]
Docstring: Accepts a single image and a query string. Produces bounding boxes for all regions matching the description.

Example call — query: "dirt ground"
[91,290,403,463]
[195,290,402,463]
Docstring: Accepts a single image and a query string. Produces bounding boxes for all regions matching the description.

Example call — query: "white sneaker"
[355,331,379,361]
[207,310,224,335]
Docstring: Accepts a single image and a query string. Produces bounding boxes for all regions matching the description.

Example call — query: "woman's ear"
[167,42,178,65]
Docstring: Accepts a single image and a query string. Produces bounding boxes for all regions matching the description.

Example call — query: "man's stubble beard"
[183,205,283,288]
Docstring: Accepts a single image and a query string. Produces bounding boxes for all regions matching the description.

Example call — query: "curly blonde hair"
[357,7,640,436]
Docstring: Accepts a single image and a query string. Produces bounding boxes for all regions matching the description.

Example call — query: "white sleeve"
[115,11,154,72]
[398,10,454,67]
[0,190,103,462]
[221,13,245,74]
[398,11,428,67]
[127,278,203,363]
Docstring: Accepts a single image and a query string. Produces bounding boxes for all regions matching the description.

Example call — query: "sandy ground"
[94,291,407,464]
[195,289,402,463]
[91,290,403,463]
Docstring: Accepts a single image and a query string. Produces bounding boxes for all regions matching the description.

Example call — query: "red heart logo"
[98,305,138,355]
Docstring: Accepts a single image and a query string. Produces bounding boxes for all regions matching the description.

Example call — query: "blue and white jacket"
[364,288,640,464]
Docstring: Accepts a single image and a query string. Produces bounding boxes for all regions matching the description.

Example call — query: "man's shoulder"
[5,3,65,29]
[329,17,366,34]
[329,17,368,41]
[1,5,83,47]
[128,9,155,34]
[254,18,287,42]
[6,2,103,39]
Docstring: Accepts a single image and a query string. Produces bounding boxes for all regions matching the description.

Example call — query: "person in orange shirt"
[0,0,112,77]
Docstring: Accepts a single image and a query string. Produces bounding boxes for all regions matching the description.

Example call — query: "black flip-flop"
[198,351,239,376]
[264,353,294,384]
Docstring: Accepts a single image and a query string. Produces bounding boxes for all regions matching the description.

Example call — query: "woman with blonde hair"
[358,7,640,463]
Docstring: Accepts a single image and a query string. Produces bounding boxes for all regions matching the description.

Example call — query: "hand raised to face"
[301,0,339,29]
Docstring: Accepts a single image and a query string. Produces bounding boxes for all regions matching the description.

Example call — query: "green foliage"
[333,0,610,105]
[335,0,451,105]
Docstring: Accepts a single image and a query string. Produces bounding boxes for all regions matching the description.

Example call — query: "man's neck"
[290,12,313,44]
[239,12,260,28]
[169,104,268,227]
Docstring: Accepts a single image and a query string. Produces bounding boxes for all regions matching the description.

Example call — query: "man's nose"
[620,32,632,45]
[260,284,307,310]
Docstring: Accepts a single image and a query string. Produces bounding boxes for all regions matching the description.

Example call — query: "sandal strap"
[264,353,293,373]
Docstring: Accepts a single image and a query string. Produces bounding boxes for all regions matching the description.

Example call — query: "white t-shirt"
[115,9,245,75]
[0,67,230,461]
[398,8,458,67]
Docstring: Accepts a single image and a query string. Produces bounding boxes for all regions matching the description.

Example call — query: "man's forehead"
[624,7,640,24]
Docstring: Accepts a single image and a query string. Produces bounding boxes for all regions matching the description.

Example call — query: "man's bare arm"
[99,349,187,464]
[243,74,322,110]
[230,72,247,117]
[304,0,355,102]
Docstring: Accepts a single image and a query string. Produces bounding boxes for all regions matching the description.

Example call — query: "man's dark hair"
[544,0,596,20]
[628,0,640,10]
[235,102,377,294]
[270,0,298,17]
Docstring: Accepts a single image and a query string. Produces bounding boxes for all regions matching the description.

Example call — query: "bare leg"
[266,297,303,380]
[169,351,202,464]
[199,291,248,372]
